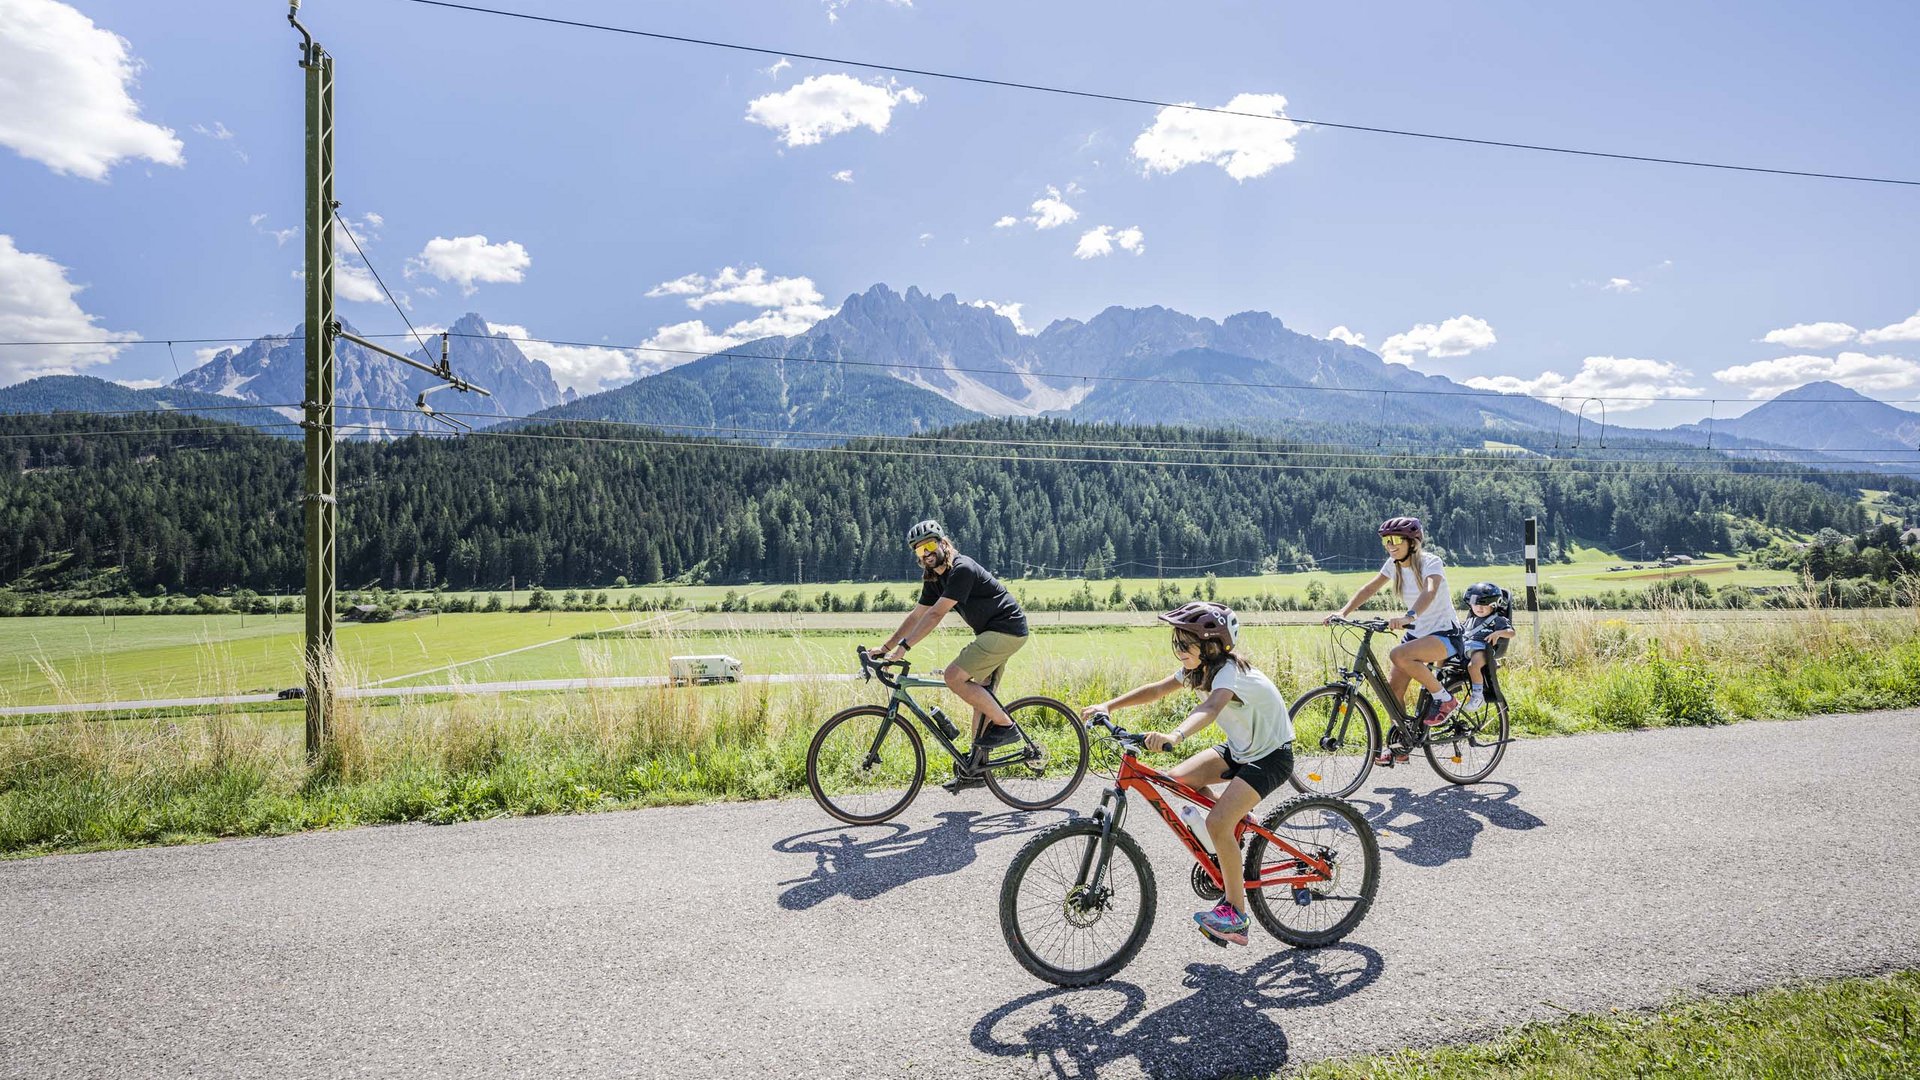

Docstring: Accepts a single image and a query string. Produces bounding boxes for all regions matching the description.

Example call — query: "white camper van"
[668,654,743,686]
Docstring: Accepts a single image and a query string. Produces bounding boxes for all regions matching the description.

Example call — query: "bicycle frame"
[863,660,1031,773]
[1082,748,1334,897]
[1327,621,1505,740]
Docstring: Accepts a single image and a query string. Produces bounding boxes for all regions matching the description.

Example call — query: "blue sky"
[3,0,1919,427]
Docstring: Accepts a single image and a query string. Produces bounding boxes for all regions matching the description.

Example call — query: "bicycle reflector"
[1308,773,1323,783]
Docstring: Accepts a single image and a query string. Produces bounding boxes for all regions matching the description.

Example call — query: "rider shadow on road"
[1349,781,1544,868]
[971,943,1383,1080]
[773,809,1070,911]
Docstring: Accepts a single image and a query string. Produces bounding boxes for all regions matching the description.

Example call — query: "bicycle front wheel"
[1425,677,1510,785]
[1000,818,1157,987]
[984,695,1090,811]
[806,705,926,825]
[1244,794,1380,948]
[1288,686,1379,798]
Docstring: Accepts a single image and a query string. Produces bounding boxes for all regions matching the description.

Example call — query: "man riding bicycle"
[873,520,1030,792]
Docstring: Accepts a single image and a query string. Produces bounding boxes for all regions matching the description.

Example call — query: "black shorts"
[1214,743,1294,800]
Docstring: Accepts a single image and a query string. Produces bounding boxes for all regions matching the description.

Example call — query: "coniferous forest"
[0,411,1891,595]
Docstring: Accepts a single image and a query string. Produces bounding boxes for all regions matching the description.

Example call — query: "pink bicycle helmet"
[1377,516,1424,541]
[1158,601,1240,649]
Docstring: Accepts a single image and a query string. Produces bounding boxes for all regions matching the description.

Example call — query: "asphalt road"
[3,709,1916,1079]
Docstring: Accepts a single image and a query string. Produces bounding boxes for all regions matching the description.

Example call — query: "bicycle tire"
[1287,686,1380,798]
[983,695,1091,812]
[1424,675,1510,785]
[1243,794,1380,948]
[1000,818,1158,987]
[806,705,926,825]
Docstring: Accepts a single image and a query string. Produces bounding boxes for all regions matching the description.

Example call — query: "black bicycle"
[1288,617,1511,798]
[805,647,1090,825]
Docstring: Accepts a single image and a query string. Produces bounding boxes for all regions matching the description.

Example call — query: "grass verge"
[1291,971,1920,1079]
[5,606,1920,857]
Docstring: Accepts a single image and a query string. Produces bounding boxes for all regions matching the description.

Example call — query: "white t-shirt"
[1380,552,1460,638]
[1174,661,1292,762]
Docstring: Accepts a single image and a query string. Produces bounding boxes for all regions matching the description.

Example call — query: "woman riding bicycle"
[1324,516,1462,766]
[873,519,1029,791]
[1083,601,1292,947]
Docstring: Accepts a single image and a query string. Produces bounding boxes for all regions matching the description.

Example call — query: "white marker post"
[1524,517,1540,647]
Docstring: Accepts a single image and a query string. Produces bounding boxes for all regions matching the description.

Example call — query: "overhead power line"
[329,402,1920,467]
[396,0,1920,188]
[9,329,1920,409]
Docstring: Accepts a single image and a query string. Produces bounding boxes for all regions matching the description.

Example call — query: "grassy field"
[326,543,1801,610]
[0,605,1871,707]
[1292,970,1920,1079]
[4,603,1920,857]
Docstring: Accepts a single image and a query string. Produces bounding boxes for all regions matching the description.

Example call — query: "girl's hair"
[1176,628,1250,691]
[1388,536,1426,607]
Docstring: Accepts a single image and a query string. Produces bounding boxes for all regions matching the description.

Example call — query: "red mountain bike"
[999,713,1380,987]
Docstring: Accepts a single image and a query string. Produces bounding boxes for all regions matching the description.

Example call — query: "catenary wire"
[393,0,1920,188]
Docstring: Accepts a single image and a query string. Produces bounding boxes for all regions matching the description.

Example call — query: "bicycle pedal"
[1196,925,1230,948]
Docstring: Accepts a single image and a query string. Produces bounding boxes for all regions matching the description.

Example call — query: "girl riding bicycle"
[1325,516,1462,766]
[1084,601,1292,947]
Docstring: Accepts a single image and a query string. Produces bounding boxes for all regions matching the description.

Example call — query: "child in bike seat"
[1461,582,1516,711]
[1083,601,1292,948]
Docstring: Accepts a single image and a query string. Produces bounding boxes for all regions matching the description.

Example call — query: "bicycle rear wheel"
[1000,818,1157,987]
[1243,794,1380,948]
[1287,686,1378,798]
[984,696,1090,811]
[1425,676,1509,785]
[806,705,926,825]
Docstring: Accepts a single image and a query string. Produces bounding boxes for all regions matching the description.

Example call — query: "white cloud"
[1466,356,1702,412]
[745,73,923,147]
[407,235,531,295]
[1131,93,1300,181]
[762,57,792,78]
[639,265,839,366]
[1074,225,1145,259]
[1326,325,1366,348]
[0,235,140,386]
[821,0,912,22]
[651,266,824,311]
[1379,315,1497,367]
[335,262,384,304]
[0,0,183,180]
[1026,186,1078,230]
[1603,277,1638,293]
[114,377,165,389]
[917,232,933,245]
[193,346,224,364]
[993,216,1018,229]
[191,121,234,141]
[831,169,854,183]
[1761,321,1858,350]
[968,299,1032,335]
[1712,352,1920,398]
[1861,311,1920,346]
[486,321,640,395]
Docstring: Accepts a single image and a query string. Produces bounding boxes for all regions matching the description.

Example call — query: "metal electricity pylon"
[292,1,336,757]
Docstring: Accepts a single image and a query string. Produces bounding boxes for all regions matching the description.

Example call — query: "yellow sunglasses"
[912,539,942,556]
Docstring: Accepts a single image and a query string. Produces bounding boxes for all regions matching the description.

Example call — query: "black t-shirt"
[918,553,1028,636]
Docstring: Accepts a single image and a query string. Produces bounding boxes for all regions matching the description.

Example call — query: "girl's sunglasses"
[1171,638,1198,656]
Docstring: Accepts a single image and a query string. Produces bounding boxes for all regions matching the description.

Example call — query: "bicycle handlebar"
[1086,710,1149,750]
[855,645,910,688]
[1326,615,1393,633]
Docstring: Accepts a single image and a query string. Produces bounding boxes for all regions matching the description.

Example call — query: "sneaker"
[1424,696,1462,727]
[975,722,1021,749]
[1193,901,1250,946]
[1465,688,1486,711]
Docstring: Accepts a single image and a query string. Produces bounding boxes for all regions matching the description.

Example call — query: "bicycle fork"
[1077,788,1129,896]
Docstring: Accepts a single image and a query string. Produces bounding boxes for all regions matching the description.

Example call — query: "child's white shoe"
[1465,688,1486,710]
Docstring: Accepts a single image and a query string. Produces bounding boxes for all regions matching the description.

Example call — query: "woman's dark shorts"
[1213,743,1294,800]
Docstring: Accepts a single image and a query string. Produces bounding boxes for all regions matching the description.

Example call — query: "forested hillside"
[0,411,1889,594]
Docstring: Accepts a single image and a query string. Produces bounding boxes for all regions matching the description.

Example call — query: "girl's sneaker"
[1194,901,1250,946]
[1465,688,1486,710]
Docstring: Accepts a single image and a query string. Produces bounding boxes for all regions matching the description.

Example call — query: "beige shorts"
[951,630,1028,685]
